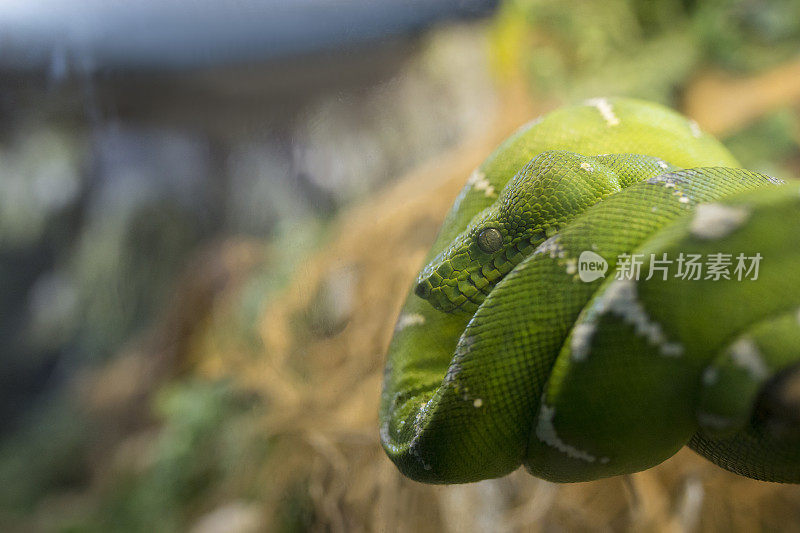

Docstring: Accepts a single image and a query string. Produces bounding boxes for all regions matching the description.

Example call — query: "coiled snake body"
[380,98,800,484]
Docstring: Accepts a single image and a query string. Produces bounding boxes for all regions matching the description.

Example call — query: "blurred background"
[2,0,800,531]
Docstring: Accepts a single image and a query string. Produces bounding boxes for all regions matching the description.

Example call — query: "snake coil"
[380,98,800,484]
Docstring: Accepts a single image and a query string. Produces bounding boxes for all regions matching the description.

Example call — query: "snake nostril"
[415,281,431,299]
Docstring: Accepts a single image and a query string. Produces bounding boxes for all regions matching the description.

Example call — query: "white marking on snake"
[697,411,735,431]
[535,236,566,259]
[647,174,678,186]
[574,279,684,360]
[410,401,436,471]
[536,397,607,463]
[586,97,620,126]
[688,119,703,138]
[444,361,463,385]
[467,168,497,198]
[533,236,563,259]
[395,313,426,332]
[414,398,432,433]
[379,410,392,445]
[407,405,435,469]
[408,442,433,471]
[647,174,697,206]
[454,335,476,358]
[580,162,594,172]
[613,280,684,356]
[690,203,749,240]
[657,160,669,169]
[702,367,719,386]
[473,398,483,408]
[729,337,769,380]
[570,323,597,362]
[660,343,684,357]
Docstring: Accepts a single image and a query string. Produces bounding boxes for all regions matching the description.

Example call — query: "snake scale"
[380,97,800,484]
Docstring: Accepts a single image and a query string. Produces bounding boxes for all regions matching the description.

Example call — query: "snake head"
[412,152,594,312]
[413,150,663,313]
[414,206,548,313]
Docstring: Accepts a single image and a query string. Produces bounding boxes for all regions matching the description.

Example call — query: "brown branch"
[684,58,800,136]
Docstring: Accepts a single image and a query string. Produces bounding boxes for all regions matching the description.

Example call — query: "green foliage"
[694,0,800,71]
[725,109,800,178]
[72,199,203,364]
[0,400,91,514]
[492,0,800,103]
[80,380,267,532]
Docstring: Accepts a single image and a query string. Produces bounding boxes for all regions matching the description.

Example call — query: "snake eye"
[477,228,503,253]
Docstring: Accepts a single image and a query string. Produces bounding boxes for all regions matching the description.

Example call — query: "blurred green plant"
[490,0,800,103]
[0,400,91,516]
[6,379,272,532]
[88,380,266,532]
[725,108,800,178]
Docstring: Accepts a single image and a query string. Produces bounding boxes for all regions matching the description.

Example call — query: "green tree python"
[380,97,800,484]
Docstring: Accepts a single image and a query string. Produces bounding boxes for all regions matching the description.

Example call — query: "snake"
[379,97,800,484]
